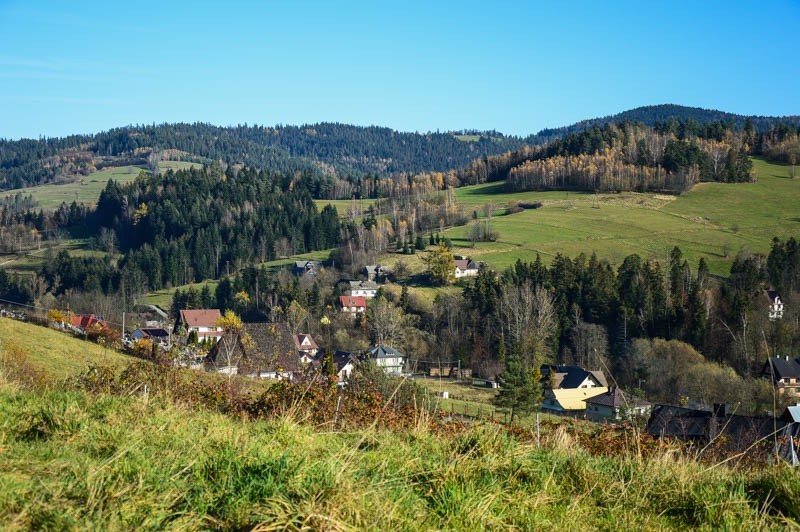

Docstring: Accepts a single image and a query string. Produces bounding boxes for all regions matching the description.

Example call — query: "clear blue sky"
[1,0,798,139]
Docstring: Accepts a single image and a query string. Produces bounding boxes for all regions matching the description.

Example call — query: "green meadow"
[0,319,135,380]
[446,158,800,276]
[1,161,201,211]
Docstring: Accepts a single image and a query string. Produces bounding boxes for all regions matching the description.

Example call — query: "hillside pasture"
[0,161,202,211]
[445,158,800,276]
[0,318,135,380]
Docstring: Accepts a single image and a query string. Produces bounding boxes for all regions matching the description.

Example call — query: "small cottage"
[584,387,651,422]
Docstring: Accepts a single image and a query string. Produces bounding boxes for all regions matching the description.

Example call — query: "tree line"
[0,123,523,191]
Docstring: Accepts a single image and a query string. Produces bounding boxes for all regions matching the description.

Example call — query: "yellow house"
[542,387,608,415]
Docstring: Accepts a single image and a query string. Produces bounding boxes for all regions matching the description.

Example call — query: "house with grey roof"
[363,264,387,282]
[206,322,300,379]
[453,259,480,279]
[584,387,651,422]
[366,344,405,376]
[293,260,321,277]
[763,356,800,400]
[348,280,379,298]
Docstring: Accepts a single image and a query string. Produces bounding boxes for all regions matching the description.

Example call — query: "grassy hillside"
[445,157,800,275]
[1,161,200,211]
[0,385,797,529]
[0,319,135,380]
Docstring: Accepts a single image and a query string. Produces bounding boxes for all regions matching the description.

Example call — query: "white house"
[293,333,319,364]
[348,280,379,298]
[339,295,367,314]
[767,290,785,320]
[454,259,480,278]
[367,344,405,376]
[177,309,223,342]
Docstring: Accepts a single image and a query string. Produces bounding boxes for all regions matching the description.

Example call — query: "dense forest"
[0,123,523,191]
[3,105,798,195]
[454,118,799,193]
[534,103,800,143]
[12,165,340,306]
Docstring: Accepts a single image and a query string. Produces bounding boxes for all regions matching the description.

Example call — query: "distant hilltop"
[1,104,798,191]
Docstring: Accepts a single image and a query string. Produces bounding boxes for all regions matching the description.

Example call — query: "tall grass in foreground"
[0,382,798,530]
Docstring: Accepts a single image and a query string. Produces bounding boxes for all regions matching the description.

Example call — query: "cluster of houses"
[537,362,799,464]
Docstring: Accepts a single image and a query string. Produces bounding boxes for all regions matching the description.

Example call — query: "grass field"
[0,318,135,380]
[1,384,797,529]
[444,158,800,276]
[0,161,201,211]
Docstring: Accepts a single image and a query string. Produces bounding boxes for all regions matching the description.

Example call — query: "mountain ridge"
[1,104,798,192]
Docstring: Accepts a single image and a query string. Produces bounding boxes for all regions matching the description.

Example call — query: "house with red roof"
[70,314,109,333]
[176,309,223,342]
[338,295,366,314]
[293,333,319,363]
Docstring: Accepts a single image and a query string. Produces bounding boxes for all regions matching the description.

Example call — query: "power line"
[0,296,128,328]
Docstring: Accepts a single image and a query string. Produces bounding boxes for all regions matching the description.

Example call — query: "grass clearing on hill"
[1,161,202,211]
[0,318,136,380]
[445,157,800,275]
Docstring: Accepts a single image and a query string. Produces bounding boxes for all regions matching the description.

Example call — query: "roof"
[293,333,319,351]
[781,404,800,423]
[348,280,378,290]
[541,365,608,389]
[333,350,359,371]
[179,309,222,329]
[646,404,786,448]
[70,314,108,331]
[545,388,608,411]
[206,322,300,374]
[454,259,479,271]
[764,357,800,381]
[765,289,781,303]
[293,260,320,272]
[367,344,404,359]
[339,295,366,308]
[135,327,169,339]
[585,387,650,409]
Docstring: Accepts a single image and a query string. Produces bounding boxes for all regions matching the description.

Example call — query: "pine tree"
[494,352,540,422]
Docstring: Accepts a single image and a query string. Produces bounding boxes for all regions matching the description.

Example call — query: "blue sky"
[1,0,798,139]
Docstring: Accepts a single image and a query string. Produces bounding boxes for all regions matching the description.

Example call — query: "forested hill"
[3,105,798,193]
[0,123,524,191]
[531,104,800,143]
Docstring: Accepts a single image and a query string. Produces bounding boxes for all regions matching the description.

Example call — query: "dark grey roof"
[367,345,404,359]
[541,365,608,389]
[333,350,359,371]
[137,327,169,339]
[764,357,800,381]
[781,405,800,423]
[348,280,378,290]
[206,322,299,374]
[765,289,781,303]
[646,404,786,449]
[585,387,649,409]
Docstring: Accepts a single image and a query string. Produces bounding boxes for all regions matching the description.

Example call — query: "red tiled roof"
[70,314,108,330]
[180,309,222,328]
[339,295,366,308]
